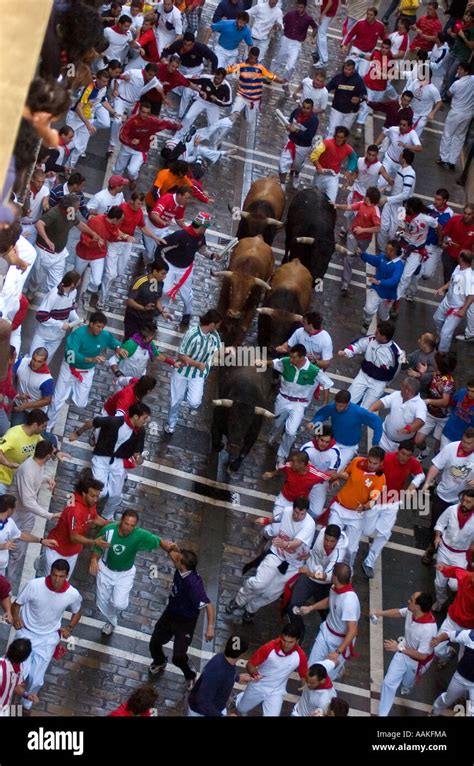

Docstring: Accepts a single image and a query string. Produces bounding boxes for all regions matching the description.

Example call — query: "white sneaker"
[291,175,300,190]
[101,622,114,636]
[164,424,175,434]
[96,298,105,310]
[400,686,411,696]
[455,334,474,342]
[275,458,286,469]
[431,600,446,613]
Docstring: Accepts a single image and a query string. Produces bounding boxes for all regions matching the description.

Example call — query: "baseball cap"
[108,175,130,188]
[192,212,212,228]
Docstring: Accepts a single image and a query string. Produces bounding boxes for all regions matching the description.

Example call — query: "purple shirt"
[167,569,210,620]
[283,10,317,41]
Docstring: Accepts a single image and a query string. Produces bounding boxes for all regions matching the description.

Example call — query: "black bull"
[283,188,337,282]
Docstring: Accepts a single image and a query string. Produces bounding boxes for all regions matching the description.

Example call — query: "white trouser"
[91,455,127,519]
[231,94,259,126]
[16,627,59,709]
[30,246,68,295]
[380,155,400,182]
[100,242,133,302]
[96,559,136,626]
[419,412,447,441]
[29,330,65,363]
[143,218,170,263]
[188,706,226,717]
[252,36,271,61]
[364,289,392,322]
[434,615,463,660]
[272,492,294,520]
[357,88,387,125]
[329,500,365,568]
[235,553,299,613]
[313,172,340,203]
[168,370,205,429]
[335,443,359,470]
[326,108,357,138]
[272,394,308,461]
[432,670,474,716]
[439,110,472,165]
[378,202,402,250]
[413,113,428,138]
[113,144,145,180]
[397,251,423,299]
[363,502,399,568]
[434,296,462,353]
[47,360,95,430]
[176,100,221,140]
[9,327,22,356]
[44,548,78,578]
[420,244,441,280]
[6,512,35,584]
[178,65,203,118]
[68,109,111,165]
[379,650,432,716]
[110,97,133,148]
[349,47,371,78]
[162,260,193,314]
[465,302,474,340]
[21,224,38,247]
[316,15,331,63]
[434,541,468,604]
[279,144,312,175]
[308,621,348,679]
[348,370,387,409]
[271,37,301,80]
[75,255,105,294]
[379,431,402,453]
[308,482,329,520]
[236,682,287,717]
[214,43,239,69]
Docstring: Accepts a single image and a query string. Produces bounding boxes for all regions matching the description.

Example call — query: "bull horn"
[287,313,303,323]
[253,277,272,290]
[256,307,275,316]
[295,236,315,244]
[265,217,284,228]
[212,399,234,407]
[254,406,276,418]
[240,211,250,219]
[211,270,233,278]
[335,243,354,256]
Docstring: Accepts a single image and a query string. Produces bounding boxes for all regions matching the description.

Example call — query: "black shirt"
[125,274,164,322]
[191,75,233,107]
[157,229,206,268]
[92,416,145,460]
[161,40,218,71]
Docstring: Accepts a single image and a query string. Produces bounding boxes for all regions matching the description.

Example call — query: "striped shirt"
[0,658,22,712]
[177,325,221,379]
[227,62,276,102]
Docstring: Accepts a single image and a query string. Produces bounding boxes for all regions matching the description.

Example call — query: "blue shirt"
[360,252,404,300]
[288,108,319,147]
[426,204,452,247]
[312,402,383,447]
[188,653,239,716]
[167,569,210,620]
[211,19,253,50]
[443,389,474,442]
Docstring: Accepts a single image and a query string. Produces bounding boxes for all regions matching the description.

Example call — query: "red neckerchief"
[318,675,333,689]
[296,110,312,124]
[125,413,140,433]
[356,458,376,474]
[400,126,410,135]
[45,575,70,593]
[405,212,416,223]
[308,328,322,336]
[112,24,128,34]
[457,444,474,458]
[312,437,337,451]
[365,157,378,166]
[323,542,335,555]
[413,612,436,624]
[30,362,51,375]
[333,584,354,595]
[457,505,474,530]
[274,638,297,656]
[312,81,325,89]
[184,224,202,238]
[435,203,449,213]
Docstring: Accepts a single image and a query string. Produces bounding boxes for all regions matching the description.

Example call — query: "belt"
[280,393,309,403]
[440,538,467,554]
[326,624,345,638]
[386,153,400,164]
[117,94,135,104]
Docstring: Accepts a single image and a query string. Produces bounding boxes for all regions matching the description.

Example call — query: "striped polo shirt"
[0,657,22,714]
[227,62,276,102]
[177,325,221,379]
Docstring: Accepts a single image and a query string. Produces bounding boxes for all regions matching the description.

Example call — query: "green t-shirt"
[453,25,474,61]
[94,524,161,571]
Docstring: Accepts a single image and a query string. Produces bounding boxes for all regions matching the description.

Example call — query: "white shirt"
[154,3,183,51]
[272,357,333,402]
[12,457,55,524]
[402,212,437,248]
[433,441,474,503]
[448,75,474,114]
[445,266,474,309]
[306,527,348,580]
[116,68,161,104]
[380,391,427,442]
[248,2,283,39]
[0,236,37,322]
[0,518,21,571]
[268,507,316,567]
[327,586,360,635]
[352,157,382,197]
[301,439,342,474]
[387,165,417,205]
[87,188,125,215]
[253,641,307,691]
[384,127,421,163]
[103,26,133,63]
[16,577,82,636]
[0,657,23,712]
[292,660,337,716]
[408,80,441,119]
[435,503,474,552]
[388,31,408,58]
[299,78,329,112]
[21,184,50,225]
[287,327,333,363]
[399,607,437,654]
[110,346,149,378]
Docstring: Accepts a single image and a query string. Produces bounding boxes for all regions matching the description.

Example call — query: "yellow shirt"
[399,0,420,16]
[0,426,42,486]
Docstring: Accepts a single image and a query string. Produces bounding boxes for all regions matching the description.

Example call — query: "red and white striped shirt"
[0,657,22,712]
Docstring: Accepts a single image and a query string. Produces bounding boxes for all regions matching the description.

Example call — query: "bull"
[284,188,337,283]
[213,235,274,346]
[232,177,285,245]
[211,365,274,471]
[257,259,313,354]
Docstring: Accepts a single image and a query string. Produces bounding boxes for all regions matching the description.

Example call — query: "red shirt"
[382,451,424,492]
[363,50,392,92]
[151,193,185,228]
[108,702,152,717]
[350,201,381,238]
[319,139,354,173]
[442,215,474,261]
[321,0,338,16]
[136,28,160,62]
[0,575,11,601]
[47,493,98,556]
[119,115,180,153]
[119,203,145,236]
[343,19,385,51]
[279,464,327,501]
[76,214,121,261]
[443,567,474,627]
[104,378,139,416]
[0,364,16,414]
[410,15,442,52]
[156,63,190,94]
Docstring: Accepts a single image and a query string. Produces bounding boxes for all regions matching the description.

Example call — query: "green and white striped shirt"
[177,324,221,379]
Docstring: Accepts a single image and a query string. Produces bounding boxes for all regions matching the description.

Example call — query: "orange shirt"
[145,169,208,208]
[337,457,385,510]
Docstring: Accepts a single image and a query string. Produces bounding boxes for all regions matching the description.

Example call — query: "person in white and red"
[372,591,437,716]
[234,624,308,716]
[109,63,164,152]
[143,186,193,263]
[300,562,360,680]
[263,450,330,519]
[356,40,395,130]
[226,496,316,623]
[341,7,385,78]
[314,0,339,67]
[0,575,12,624]
[432,489,474,612]
[291,659,338,716]
[113,102,182,188]
[431,565,474,664]
[11,558,82,711]
[0,638,36,717]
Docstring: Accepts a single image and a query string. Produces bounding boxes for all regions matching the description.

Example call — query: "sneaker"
[312,51,320,65]
[361,318,370,331]
[280,183,286,192]
[96,298,105,310]
[275,458,286,469]
[164,424,175,434]
[361,561,374,579]
[417,448,430,461]
[291,174,300,190]
[242,609,255,624]
[455,334,474,342]
[186,677,197,691]
[180,313,191,326]
[447,163,456,171]
[354,126,363,136]
[282,82,290,97]
[340,286,349,297]
[431,600,446,613]
[338,226,347,240]
[101,622,114,636]
[400,686,411,696]
[225,597,239,615]
[435,158,447,168]
[82,292,91,311]
[405,294,414,303]
[149,661,167,675]
[390,300,400,318]
[437,647,457,669]
[421,544,435,566]
[221,148,238,158]
[183,126,197,143]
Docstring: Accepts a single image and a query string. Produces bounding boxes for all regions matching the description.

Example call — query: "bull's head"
[256,307,304,323]
[212,399,274,462]
[212,270,271,318]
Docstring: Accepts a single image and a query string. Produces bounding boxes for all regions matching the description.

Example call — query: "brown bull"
[234,177,285,245]
[257,259,313,352]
